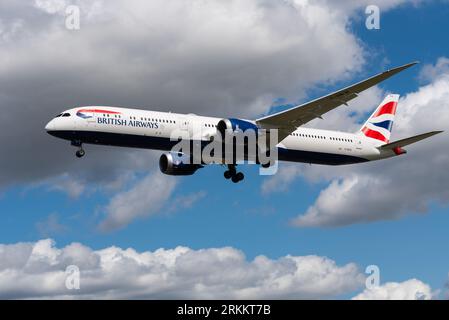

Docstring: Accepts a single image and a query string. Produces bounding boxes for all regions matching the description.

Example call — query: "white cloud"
[34,0,69,14]
[99,172,178,232]
[353,279,432,300]
[324,0,422,12]
[0,0,376,188]
[276,58,449,227]
[0,0,433,229]
[36,213,68,237]
[442,274,449,299]
[0,239,365,299]
[419,57,449,82]
[261,164,304,195]
[43,173,86,199]
[167,191,207,213]
[1,0,411,234]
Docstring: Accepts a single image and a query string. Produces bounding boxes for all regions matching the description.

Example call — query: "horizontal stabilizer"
[379,131,443,150]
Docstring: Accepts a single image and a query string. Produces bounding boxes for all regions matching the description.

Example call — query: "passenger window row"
[330,137,353,142]
[291,133,354,143]
[103,114,123,119]
[128,115,176,124]
[292,133,326,139]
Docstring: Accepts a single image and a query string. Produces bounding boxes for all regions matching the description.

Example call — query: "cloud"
[442,274,449,299]
[353,279,432,300]
[167,191,207,213]
[274,58,449,227]
[99,176,208,230]
[0,0,378,189]
[34,0,71,15]
[0,0,429,229]
[291,174,408,227]
[261,164,303,195]
[419,57,449,83]
[41,173,86,199]
[0,239,365,299]
[36,213,68,237]
[99,172,178,232]
[324,0,422,12]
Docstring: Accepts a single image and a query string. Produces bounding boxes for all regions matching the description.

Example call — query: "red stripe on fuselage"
[77,109,121,114]
[373,101,397,117]
[361,127,388,142]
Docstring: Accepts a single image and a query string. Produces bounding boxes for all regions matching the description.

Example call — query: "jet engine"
[159,152,203,176]
[216,118,259,139]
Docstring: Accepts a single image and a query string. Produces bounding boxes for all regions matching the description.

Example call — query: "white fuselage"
[45,106,397,165]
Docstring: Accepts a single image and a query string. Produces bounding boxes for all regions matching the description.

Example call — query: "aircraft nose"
[45,120,54,131]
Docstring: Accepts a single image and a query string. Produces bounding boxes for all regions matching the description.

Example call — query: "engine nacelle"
[215,118,273,164]
[217,118,259,139]
[159,152,202,176]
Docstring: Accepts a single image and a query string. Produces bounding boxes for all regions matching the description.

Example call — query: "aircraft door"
[178,116,191,138]
[354,137,363,155]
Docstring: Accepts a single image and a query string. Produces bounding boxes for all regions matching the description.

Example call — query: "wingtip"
[426,130,444,137]
[400,61,420,69]
[385,61,419,74]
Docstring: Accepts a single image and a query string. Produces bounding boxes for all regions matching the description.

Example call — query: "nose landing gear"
[71,140,85,158]
[223,165,244,183]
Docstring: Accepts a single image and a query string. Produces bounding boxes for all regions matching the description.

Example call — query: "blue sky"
[1,0,449,299]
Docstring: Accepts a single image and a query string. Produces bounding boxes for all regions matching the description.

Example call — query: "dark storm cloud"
[0,0,367,188]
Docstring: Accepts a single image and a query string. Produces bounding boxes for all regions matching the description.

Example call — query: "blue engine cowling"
[159,152,203,176]
[217,118,259,138]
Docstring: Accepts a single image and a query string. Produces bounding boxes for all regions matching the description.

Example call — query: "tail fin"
[358,94,399,145]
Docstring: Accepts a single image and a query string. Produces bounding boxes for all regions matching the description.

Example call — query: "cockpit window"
[55,113,62,118]
[62,113,71,117]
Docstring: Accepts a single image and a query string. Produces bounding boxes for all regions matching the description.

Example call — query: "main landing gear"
[71,140,85,158]
[223,164,244,183]
[76,148,85,158]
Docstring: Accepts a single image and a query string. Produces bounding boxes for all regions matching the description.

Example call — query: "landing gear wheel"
[231,172,244,183]
[225,164,243,183]
[76,149,85,158]
[228,165,236,175]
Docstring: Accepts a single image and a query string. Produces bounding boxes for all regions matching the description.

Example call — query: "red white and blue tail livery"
[359,94,399,144]
[45,62,443,183]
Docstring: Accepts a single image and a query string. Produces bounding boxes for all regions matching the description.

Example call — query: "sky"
[1,0,449,299]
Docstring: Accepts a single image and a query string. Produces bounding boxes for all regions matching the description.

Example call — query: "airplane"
[45,61,442,183]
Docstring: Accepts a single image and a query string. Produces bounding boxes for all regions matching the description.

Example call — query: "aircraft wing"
[256,61,418,142]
